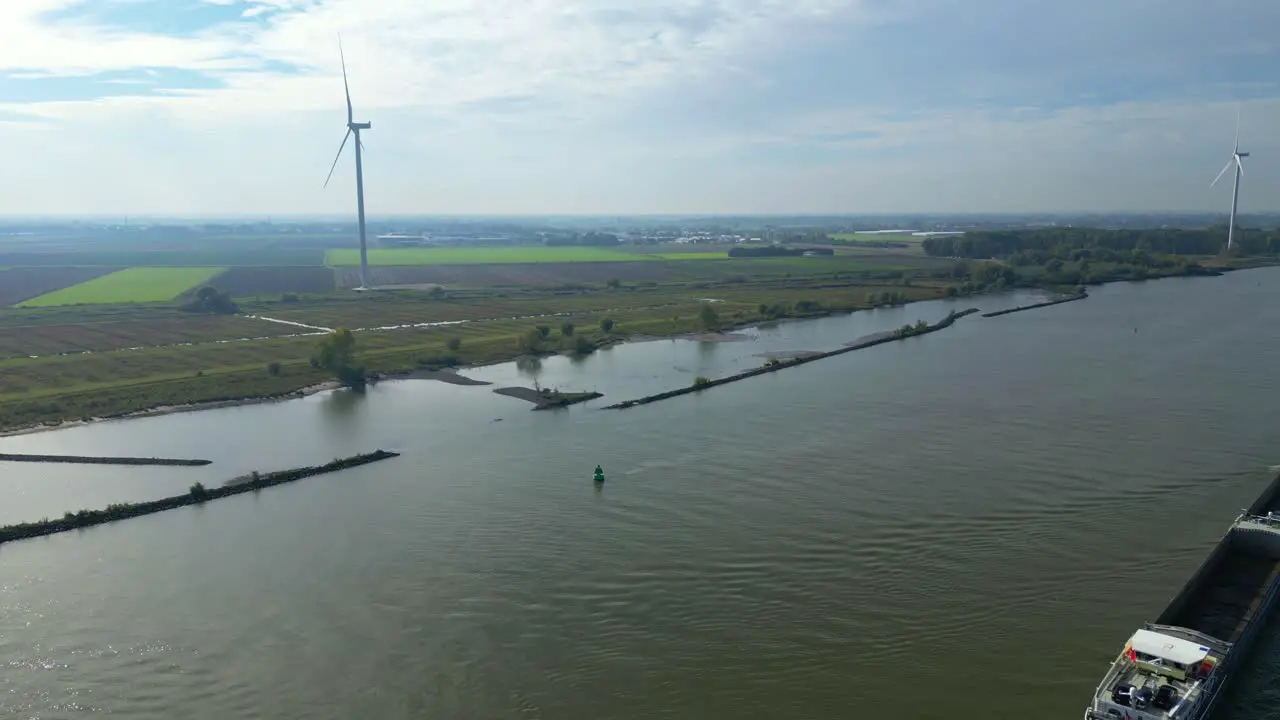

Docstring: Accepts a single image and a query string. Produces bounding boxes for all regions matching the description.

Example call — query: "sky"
[1,0,1279,217]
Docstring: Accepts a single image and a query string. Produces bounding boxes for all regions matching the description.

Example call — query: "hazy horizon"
[3,1,1279,217]
[3,210,1278,225]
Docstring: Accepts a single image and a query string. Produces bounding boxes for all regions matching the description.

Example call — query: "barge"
[1084,474,1280,720]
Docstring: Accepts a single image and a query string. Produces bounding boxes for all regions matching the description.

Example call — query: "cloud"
[0,0,1279,216]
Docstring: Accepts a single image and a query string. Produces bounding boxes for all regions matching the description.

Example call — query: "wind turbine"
[324,37,372,290]
[1210,110,1249,250]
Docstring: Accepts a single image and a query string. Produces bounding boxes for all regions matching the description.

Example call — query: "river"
[2,273,1279,719]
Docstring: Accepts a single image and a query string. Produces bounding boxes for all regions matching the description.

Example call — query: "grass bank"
[0,279,949,433]
[0,450,400,546]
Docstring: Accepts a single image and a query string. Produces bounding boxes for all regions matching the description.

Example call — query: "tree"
[314,328,364,386]
[560,321,575,337]
[535,325,551,339]
[182,286,238,315]
[698,302,720,330]
[606,278,622,289]
[600,318,615,333]
[758,303,769,316]
[518,329,540,353]
[446,337,462,351]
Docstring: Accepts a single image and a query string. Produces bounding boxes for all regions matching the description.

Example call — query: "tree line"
[921,227,1280,259]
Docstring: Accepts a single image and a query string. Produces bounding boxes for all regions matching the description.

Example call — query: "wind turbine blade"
[339,35,353,125]
[324,129,352,188]
[359,137,366,154]
[1234,106,1241,151]
[1211,159,1233,187]
[1235,155,1244,175]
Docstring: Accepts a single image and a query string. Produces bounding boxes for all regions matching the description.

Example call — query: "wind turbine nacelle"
[350,121,372,130]
[1237,152,1250,158]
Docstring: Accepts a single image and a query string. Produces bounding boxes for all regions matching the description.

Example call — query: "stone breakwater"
[605,309,980,410]
[981,291,1088,318]
[0,450,401,546]
[0,453,212,466]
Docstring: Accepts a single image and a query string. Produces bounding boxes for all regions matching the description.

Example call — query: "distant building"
[376,233,427,247]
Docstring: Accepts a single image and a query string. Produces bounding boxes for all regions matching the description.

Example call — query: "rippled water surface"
[2,274,1280,719]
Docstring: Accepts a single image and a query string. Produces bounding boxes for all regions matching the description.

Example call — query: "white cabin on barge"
[1084,625,1229,720]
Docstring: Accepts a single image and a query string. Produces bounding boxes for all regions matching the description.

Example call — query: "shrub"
[335,365,367,386]
[446,337,462,351]
[416,355,458,368]
[189,482,208,501]
[606,278,622,288]
[267,362,282,376]
[181,286,238,315]
[560,322,575,337]
[535,325,551,339]
[698,302,720,330]
[573,335,596,355]
[600,318,615,333]
[692,376,711,388]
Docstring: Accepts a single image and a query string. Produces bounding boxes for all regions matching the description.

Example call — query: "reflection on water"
[321,386,368,421]
[515,355,543,378]
[0,279,1279,718]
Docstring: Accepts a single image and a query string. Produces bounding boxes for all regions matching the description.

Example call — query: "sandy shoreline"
[0,369,499,438]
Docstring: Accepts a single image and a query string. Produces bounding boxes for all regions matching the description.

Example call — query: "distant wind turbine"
[1210,110,1249,250]
[323,36,372,290]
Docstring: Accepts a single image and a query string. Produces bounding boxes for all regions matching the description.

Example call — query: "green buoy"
[593,465,605,483]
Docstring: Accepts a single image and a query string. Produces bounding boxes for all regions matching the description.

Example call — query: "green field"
[19,267,227,307]
[324,247,652,266]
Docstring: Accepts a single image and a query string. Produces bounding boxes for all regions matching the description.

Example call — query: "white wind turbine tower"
[1210,110,1249,250]
[324,37,372,290]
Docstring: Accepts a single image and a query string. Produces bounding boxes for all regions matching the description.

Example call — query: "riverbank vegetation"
[0,225,1266,433]
[921,227,1272,288]
[0,450,400,546]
